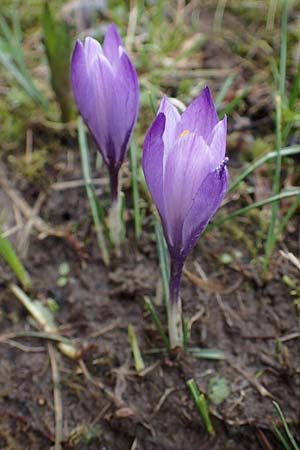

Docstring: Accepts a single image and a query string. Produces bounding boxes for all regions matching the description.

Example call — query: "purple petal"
[71,40,91,119]
[72,42,115,165]
[182,165,228,257]
[110,51,139,163]
[163,133,215,249]
[177,87,219,141]
[207,115,227,164]
[142,113,166,218]
[84,37,103,69]
[88,54,115,164]
[103,24,123,68]
[158,97,180,157]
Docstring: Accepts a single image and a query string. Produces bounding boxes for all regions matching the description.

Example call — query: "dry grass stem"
[48,343,64,450]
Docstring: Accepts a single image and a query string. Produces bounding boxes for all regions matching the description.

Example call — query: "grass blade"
[0,13,49,110]
[211,188,300,228]
[264,93,282,271]
[273,423,293,450]
[78,117,110,266]
[273,401,300,450]
[289,60,300,110]
[219,87,249,118]
[279,0,288,100]
[10,284,80,359]
[0,14,25,68]
[187,379,215,436]
[128,323,145,373]
[187,348,225,360]
[275,195,300,241]
[148,89,157,115]
[228,146,300,193]
[215,74,235,111]
[154,220,170,313]
[41,2,74,121]
[130,140,142,239]
[0,231,32,290]
[144,296,170,351]
[263,0,288,271]
[0,47,49,109]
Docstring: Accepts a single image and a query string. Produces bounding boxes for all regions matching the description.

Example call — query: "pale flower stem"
[109,196,122,254]
[168,259,184,349]
[108,167,123,253]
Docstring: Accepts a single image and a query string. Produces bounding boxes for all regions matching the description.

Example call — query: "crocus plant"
[71,25,139,203]
[143,87,228,349]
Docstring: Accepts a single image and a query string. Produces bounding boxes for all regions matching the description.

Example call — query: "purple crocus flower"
[71,24,139,201]
[143,87,228,348]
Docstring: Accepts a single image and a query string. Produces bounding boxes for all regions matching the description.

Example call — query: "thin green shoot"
[128,324,145,373]
[41,2,74,121]
[148,90,157,115]
[130,140,142,239]
[279,0,288,101]
[283,61,300,145]
[0,48,49,110]
[275,195,300,242]
[0,13,24,67]
[289,61,300,110]
[273,401,300,450]
[155,220,170,314]
[263,0,288,271]
[187,379,215,436]
[0,14,49,110]
[273,424,293,450]
[78,117,110,266]
[0,330,74,345]
[211,188,300,229]
[10,283,80,359]
[264,93,282,271]
[144,296,170,351]
[228,146,300,193]
[0,230,32,290]
[187,348,225,360]
[266,0,279,31]
[215,74,235,111]
[219,87,249,118]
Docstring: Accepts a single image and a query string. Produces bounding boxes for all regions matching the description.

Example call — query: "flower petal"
[182,165,228,257]
[177,87,219,141]
[142,113,166,218]
[110,51,139,163]
[208,115,227,163]
[103,24,123,68]
[71,40,91,119]
[163,133,215,249]
[89,54,116,163]
[84,37,103,69]
[158,97,180,158]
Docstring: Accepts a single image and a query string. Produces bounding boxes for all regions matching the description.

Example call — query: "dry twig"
[48,343,64,450]
[227,360,273,398]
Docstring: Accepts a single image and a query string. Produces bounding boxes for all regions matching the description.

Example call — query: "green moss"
[0,82,34,146]
[8,147,49,181]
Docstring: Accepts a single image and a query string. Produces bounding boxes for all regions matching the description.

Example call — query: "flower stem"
[168,258,184,349]
[108,166,123,253]
[109,196,122,254]
[109,167,119,203]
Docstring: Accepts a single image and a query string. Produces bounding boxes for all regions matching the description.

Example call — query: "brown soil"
[1,141,300,450]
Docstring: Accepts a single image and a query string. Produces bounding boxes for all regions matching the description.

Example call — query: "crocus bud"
[142,87,228,349]
[71,24,139,201]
